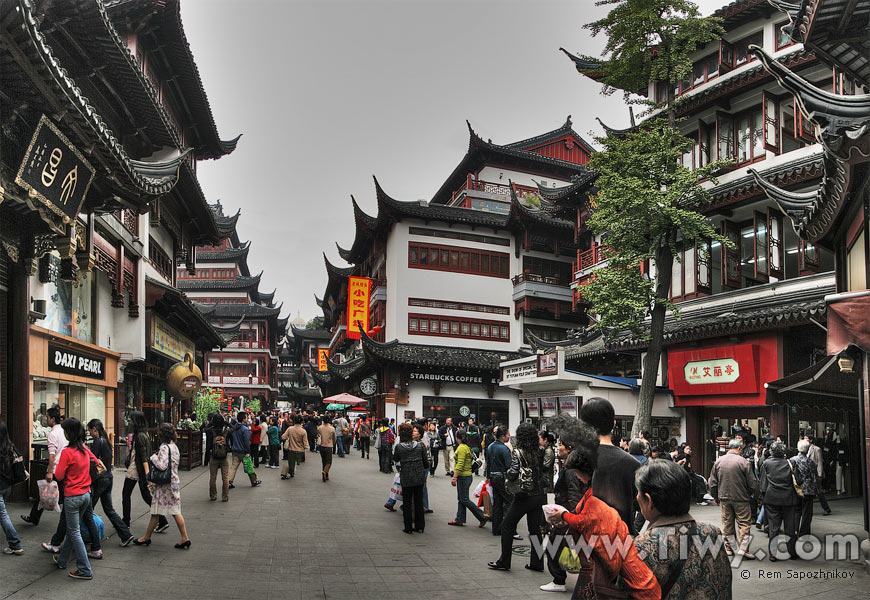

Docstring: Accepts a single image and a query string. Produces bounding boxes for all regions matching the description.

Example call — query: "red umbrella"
[323,393,368,406]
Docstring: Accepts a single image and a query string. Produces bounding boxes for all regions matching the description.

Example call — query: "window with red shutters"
[408,313,509,342]
[408,242,510,278]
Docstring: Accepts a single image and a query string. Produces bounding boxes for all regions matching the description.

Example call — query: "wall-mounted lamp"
[29,297,46,324]
[837,353,856,374]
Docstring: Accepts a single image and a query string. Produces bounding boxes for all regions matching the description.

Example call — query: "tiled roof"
[289,324,332,341]
[537,172,599,203]
[375,177,509,229]
[197,242,250,262]
[177,274,261,290]
[504,115,594,156]
[708,152,824,210]
[360,330,523,371]
[194,302,281,319]
[325,357,369,380]
[144,277,226,349]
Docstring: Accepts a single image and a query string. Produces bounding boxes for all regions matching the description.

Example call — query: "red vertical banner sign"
[317,348,329,371]
[346,276,371,339]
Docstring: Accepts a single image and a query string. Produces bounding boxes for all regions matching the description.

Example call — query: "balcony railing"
[451,175,539,205]
[225,340,267,349]
[512,272,564,286]
[115,210,139,237]
[207,375,267,385]
[574,244,608,275]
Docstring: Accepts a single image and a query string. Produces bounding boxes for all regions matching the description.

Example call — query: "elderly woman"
[392,422,429,533]
[759,440,801,561]
[549,423,660,600]
[792,439,819,538]
[634,460,732,599]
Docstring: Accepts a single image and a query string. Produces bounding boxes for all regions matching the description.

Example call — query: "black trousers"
[401,484,425,532]
[359,437,370,458]
[817,491,831,512]
[765,503,797,558]
[250,443,261,467]
[91,476,132,540]
[497,493,545,569]
[489,477,513,536]
[307,434,316,451]
[798,495,814,537]
[269,445,279,467]
[429,446,439,474]
[546,529,570,585]
[378,446,392,472]
[121,477,167,528]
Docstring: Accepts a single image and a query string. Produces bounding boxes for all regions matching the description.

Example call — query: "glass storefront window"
[40,254,94,344]
[421,396,509,429]
[32,378,105,441]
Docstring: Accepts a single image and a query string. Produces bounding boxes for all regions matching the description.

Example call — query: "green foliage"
[583,119,730,338]
[306,316,324,330]
[521,193,542,208]
[192,386,222,428]
[245,397,261,413]
[582,0,724,104]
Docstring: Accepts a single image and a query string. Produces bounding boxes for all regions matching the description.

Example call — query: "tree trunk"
[632,243,673,438]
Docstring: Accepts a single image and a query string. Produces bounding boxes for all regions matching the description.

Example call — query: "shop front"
[406,370,519,431]
[29,326,119,470]
[502,350,682,444]
[667,333,786,472]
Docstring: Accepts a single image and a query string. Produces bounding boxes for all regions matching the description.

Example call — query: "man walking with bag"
[227,412,261,489]
[439,418,457,476]
[281,415,307,479]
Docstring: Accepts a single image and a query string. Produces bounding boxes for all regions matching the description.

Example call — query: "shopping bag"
[37,479,61,512]
[80,514,104,545]
[389,473,402,502]
[242,455,255,474]
[479,487,493,518]
[558,546,584,574]
[471,479,486,500]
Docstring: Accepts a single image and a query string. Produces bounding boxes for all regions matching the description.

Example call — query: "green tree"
[577,0,727,436]
[306,316,324,330]
[192,386,222,428]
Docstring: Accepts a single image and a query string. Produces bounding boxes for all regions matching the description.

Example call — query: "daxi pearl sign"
[47,343,105,380]
[683,358,739,385]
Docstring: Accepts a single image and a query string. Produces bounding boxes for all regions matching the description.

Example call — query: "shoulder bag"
[11,448,29,484]
[147,444,173,485]
[505,449,534,495]
[788,459,804,497]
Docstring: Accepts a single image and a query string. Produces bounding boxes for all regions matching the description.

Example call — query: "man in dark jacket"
[438,418,457,476]
[227,412,261,488]
[708,438,758,559]
[759,441,801,560]
[485,427,513,536]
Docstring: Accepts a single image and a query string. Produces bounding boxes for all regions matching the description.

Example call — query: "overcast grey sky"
[182,0,723,323]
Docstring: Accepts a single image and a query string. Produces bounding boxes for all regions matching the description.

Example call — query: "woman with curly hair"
[488,422,546,572]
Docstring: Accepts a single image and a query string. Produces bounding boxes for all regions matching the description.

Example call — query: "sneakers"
[228,482,235,489]
[540,582,568,592]
[2,547,23,555]
[20,515,36,525]
[120,536,135,547]
[86,550,103,560]
[384,503,396,512]
[154,523,170,534]
[251,480,262,487]
[696,501,709,506]
[41,542,60,554]
[68,570,93,580]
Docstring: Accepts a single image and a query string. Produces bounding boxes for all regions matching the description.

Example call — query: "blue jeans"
[455,475,485,523]
[336,436,345,456]
[0,487,22,551]
[56,492,93,576]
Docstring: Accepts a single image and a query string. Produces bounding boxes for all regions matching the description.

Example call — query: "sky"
[182,0,724,324]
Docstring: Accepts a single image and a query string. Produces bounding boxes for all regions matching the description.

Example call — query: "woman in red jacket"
[548,423,660,600]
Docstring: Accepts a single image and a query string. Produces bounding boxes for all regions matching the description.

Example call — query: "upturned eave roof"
[359,329,523,371]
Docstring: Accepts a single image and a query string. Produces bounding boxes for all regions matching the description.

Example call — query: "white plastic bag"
[471,479,486,500]
[37,479,61,512]
[389,473,402,501]
[543,503,568,522]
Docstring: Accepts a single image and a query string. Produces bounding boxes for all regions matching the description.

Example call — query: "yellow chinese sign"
[346,276,371,340]
[317,348,330,371]
[149,315,195,363]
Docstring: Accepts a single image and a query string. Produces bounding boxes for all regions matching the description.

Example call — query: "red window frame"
[408,242,510,278]
[407,313,510,342]
[775,21,796,51]
[408,298,510,315]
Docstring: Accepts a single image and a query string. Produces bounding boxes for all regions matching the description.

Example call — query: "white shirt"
[46,424,68,474]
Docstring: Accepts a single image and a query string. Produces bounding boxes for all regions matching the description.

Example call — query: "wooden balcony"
[225,339,268,349]
[206,375,268,385]
[450,175,539,205]
[512,271,564,286]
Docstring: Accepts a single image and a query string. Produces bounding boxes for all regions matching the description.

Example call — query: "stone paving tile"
[2,449,869,598]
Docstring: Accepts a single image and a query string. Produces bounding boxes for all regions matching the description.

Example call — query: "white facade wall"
[476,166,570,190]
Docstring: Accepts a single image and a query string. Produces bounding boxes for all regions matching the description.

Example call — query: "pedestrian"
[805,434,831,515]
[708,438,758,560]
[439,417,457,476]
[0,420,23,555]
[425,422,439,475]
[133,423,191,549]
[628,438,650,465]
[267,417,281,468]
[333,414,349,458]
[227,412,261,489]
[412,423,434,513]
[792,439,819,538]
[393,423,429,533]
[539,431,555,494]
[259,415,270,466]
[121,411,169,533]
[487,423,545,572]
[358,417,372,459]
[759,440,801,561]
[305,416,318,452]
[52,418,100,579]
[205,413,231,501]
[633,460,732,599]
[377,418,395,473]
[316,417,336,482]
[281,414,307,479]
[86,419,134,546]
[249,416,262,468]
[21,406,64,526]
[579,398,641,534]
[448,430,488,529]
[547,423,660,600]
[466,417,482,470]
[485,427,513,537]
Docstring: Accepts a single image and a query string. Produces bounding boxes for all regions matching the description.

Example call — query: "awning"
[323,393,368,406]
[765,355,860,409]
[144,277,225,351]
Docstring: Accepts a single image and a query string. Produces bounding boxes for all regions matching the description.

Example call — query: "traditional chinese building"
[177,202,288,411]
[313,119,596,430]
[559,0,867,480]
[0,0,237,465]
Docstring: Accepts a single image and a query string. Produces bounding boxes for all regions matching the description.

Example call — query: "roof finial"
[566,115,572,127]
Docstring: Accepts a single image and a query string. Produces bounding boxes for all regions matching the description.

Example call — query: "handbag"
[505,449,534,495]
[146,444,172,485]
[788,459,804,498]
[374,429,382,450]
[11,449,29,484]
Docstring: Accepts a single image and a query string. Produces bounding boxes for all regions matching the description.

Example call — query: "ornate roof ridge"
[504,115,595,155]
[508,184,574,230]
[559,48,604,78]
[537,171,599,201]
[323,253,355,278]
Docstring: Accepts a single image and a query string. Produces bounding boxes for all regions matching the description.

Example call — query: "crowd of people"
[0,400,840,595]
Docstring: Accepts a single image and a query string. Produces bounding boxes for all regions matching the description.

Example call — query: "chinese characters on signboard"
[683,358,740,385]
[317,348,330,371]
[346,276,371,340]
[16,115,96,223]
[537,353,558,377]
[149,315,195,363]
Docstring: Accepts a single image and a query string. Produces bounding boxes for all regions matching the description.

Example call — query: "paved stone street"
[1,452,868,599]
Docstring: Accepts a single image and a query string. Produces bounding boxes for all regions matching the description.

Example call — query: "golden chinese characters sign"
[346,276,371,340]
[317,348,330,372]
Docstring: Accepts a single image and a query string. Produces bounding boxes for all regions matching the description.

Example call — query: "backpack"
[212,428,229,459]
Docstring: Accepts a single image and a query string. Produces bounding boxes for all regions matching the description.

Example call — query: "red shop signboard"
[667,338,777,406]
